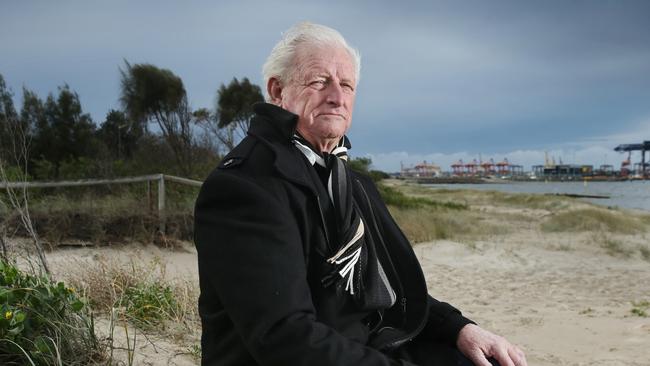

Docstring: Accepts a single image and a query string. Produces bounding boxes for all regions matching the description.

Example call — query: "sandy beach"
[7,186,647,365]
[416,237,650,366]
[38,228,649,365]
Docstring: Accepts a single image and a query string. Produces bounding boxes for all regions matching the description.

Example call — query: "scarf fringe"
[326,220,364,295]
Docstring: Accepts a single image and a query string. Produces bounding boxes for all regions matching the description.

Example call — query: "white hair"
[262,21,361,101]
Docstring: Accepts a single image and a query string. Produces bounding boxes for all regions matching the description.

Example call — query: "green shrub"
[0,260,102,365]
[58,157,104,180]
[368,170,390,182]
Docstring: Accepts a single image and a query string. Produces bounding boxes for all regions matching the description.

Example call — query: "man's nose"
[325,82,345,106]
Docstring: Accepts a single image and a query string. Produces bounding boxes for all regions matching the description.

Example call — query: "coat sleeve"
[194,172,406,366]
[421,295,474,344]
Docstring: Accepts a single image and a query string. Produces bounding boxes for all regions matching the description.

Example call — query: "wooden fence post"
[146,180,153,213]
[158,174,166,234]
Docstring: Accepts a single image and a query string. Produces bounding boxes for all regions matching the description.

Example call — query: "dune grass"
[384,181,650,246]
[62,257,199,335]
[640,246,650,261]
[389,205,509,243]
[541,208,647,234]
[390,183,570,212]
[591,233,635,258]
[378,184,467,210]
[383,183,512,243]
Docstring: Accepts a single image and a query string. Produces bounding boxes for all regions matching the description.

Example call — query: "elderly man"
[194,22,527,366]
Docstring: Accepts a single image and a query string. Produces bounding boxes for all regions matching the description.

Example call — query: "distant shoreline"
[414,179,650,213]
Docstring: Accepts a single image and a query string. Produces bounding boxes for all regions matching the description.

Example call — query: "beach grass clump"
[378,184,467,210]
[541,208,647,234]
[638,214,650,229]
[121,281,180,328]
[499,192,568,211]
[593,234,634,258]
[639,246,650,261]
[388,207,455,242]
[0,259,103,365]
[403,185,573,213]
[630,300,649,317]
[63,257,198,333]
[389,205,508,244]
[382,183,508,243]
[459,189,571,211]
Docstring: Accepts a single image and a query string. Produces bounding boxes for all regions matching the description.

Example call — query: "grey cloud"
[1,0,649,162]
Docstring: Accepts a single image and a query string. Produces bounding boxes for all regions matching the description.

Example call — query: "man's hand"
[456,324,527,366]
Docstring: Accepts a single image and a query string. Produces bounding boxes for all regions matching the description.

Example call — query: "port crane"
[614,140,650,179]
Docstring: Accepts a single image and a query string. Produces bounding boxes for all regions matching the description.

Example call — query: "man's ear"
[267,77,283,105]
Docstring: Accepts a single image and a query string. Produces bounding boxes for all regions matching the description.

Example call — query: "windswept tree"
[120,61,198,176]
[97,109,143,160]
[201,77,264,152]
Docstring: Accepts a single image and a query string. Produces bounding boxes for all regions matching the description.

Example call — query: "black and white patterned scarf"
[293,134,396,311]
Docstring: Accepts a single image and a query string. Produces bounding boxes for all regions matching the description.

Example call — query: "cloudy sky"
[2,0,649,172]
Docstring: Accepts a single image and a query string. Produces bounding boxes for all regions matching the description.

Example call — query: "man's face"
[279,45,356,151]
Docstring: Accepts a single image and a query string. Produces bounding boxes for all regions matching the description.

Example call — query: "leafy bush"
[348,157,390,182]
[0,260,102,365]
[58,157,104,180]
[368,170,390,182]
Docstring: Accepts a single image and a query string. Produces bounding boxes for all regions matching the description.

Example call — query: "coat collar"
[249,103,297,142]
[248,103,314,190]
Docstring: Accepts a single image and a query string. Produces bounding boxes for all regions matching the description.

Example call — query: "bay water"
[424,180,650,212]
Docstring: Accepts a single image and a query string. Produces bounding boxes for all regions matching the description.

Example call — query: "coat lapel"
[247,103,333,253]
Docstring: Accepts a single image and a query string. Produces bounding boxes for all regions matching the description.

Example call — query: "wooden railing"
[0,174,203,234]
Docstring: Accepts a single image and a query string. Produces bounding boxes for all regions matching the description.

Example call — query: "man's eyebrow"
[312,72,331,79]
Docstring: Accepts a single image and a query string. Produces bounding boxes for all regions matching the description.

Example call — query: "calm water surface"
[424,181,650,212]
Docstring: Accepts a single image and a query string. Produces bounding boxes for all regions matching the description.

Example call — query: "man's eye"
[310,80,327,88]
[341,83,354,92]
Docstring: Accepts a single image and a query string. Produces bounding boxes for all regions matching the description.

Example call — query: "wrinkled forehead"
[290,44,357,83]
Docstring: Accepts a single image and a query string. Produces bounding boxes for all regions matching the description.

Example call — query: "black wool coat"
[194,103,472,366]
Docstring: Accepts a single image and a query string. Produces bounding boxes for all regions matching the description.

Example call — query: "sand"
[44,242,201,366]
[6,202,647,366]
[415,236,650,366]
[33,229,649,366]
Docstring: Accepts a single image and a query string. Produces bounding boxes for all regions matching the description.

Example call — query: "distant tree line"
[0,61,264,181]
[0,63,382,182]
